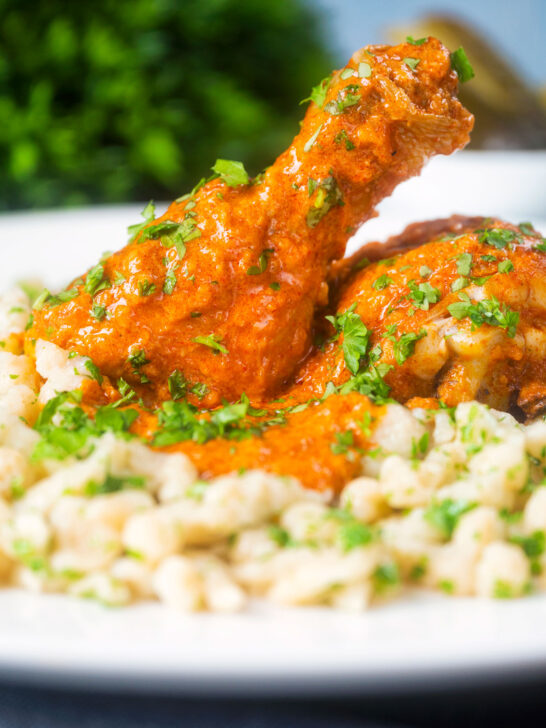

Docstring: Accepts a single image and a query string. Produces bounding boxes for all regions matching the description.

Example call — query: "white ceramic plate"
[0,151,545,695]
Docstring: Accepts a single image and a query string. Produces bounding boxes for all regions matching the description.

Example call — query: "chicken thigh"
[292,218,546,419]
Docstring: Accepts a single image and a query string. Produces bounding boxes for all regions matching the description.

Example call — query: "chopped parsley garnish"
[127,200,156,243]
[456,252,473,276]
[128,349,150,383]
[32,289,50,311]
[406,36,427,45]
[84,263,111,296]
[518,222,536,236]
[34,286,81,310]
[247,248,274,276]
[334,129,355,150]
[324,85,360,115]
[419,265,432,278]
[340,68,355,80]
[138,214,201,258]
[330,430,354,455]
[373,563,400,592]
[138,280,156,297]
[338,521,373,551]
[481,254,497,263]
[447,293,519,338]
[269,282,281,291]
[168,370,187,400]
[268,525,295,548]
[478,227,517,249]
[306,174,343,228]
[497,259,514,274]
[392,329,427,366]
[326,304,370,375]
[358,61,372,78]
[163,267,177,295]
[152,397,281,448]
[451,277,468,292]
[510,530,545,559]
[85,474,145,497]
[411,432,429,460]
[372,274,393,290]
[83,359,103,385]
[450,47,475,83]
[299,73,332,108]
[407,280,441,310]
[424,499,476,539]
[32,391,138,462]
[192,334,228,355]
[211,159,250,187]
[303,123,323,153]
[339,362,392,404]
[91,304,107,321]
[403,57,420,70]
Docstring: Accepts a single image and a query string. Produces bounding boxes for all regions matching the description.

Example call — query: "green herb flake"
[424,499,476,539]
[192,334,228,355]
[338,521,373,551]
[324,85,360,115]
[450,47,475,83]
[299,73,332,108]
[91,304,107,321]
[406,36,427,45]
[372,274,393,291]
[163,268,177,295]
[138,280,156,297]
[128,349,150,383]
[127,200,156,243]
[518,222,536,236]
[456,252,473,276]
[451,277,468,292]
[393,328,427,366]
[303,123,323,153]
[247,248,274,276]
[83,359,103,385]
[334,129,355,150]
[407,280,441,310]
[497,259,514,274]
[85,264,110,297]
[211,159,249,187]
[326,305,370,375]
[373,563,400,592]
[306,174,343,228]
[357,61,372,78]
[478,228,517,249]
[330,430,354,455]
[510,530,545,559]
[268,525,294,548]
[168,370,187,401]
[447,293,519,338]
[403,57,420,70]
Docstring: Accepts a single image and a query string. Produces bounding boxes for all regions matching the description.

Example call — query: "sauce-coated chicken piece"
[292,219,546,419]
[28,38,472,408]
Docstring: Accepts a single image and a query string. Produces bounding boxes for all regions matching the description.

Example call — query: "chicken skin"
[292,218,546,419]
[28,38,472,408]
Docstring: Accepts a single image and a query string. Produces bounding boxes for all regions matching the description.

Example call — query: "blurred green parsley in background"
[0,0,333,209]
